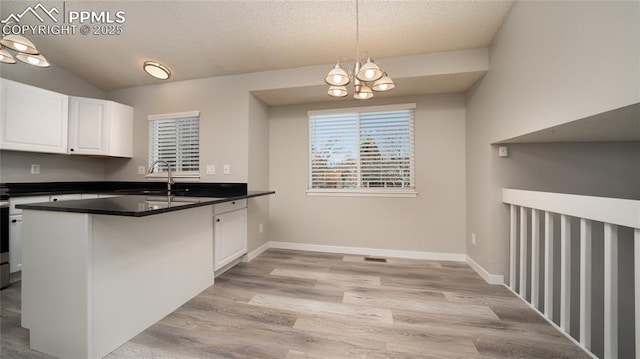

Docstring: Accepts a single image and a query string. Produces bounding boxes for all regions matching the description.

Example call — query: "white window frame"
[308,103,417,198]
[147,111,201,181]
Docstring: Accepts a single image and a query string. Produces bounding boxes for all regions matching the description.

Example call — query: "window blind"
[148,113,200,174]
[309,105,415,192]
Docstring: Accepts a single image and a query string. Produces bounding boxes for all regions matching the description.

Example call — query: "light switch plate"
[223,164,231,175]
[138,165,146,175]
[31,164,40,175]
[206,165,216,175]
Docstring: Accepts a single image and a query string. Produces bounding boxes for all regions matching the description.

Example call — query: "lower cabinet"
[213,200,247,271]
[8,195,49,274]
[8,215,22,273]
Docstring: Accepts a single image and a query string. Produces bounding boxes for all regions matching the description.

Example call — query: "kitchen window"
[148,111,200,178]
[308,104,416,197]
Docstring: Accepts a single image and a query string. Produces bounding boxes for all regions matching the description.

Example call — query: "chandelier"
[0,33,50,67]
[324,0,394,99]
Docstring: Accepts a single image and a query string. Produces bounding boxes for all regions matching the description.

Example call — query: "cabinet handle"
[216,218,221,222]
[70,148,74,152]
[11,219,17,223]
[53,198,58,201]
[232,201,236,205]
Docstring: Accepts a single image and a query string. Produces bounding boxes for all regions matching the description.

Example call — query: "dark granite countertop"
[16,191,275,217]
[2,181,248,198]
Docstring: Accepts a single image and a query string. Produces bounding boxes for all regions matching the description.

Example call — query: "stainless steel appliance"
[1,188,9,289]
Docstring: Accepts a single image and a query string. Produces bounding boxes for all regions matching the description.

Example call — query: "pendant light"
[0,34,50,68]
[15,53,49,67]
[325,0,394,99]
[0,47,16,64]
[0,34,38,54]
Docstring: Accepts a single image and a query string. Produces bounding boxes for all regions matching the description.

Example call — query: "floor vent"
[364,257,387,263]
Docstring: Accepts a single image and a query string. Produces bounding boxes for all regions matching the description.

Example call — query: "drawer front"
[9,196,50,215]
[213,199,247,215]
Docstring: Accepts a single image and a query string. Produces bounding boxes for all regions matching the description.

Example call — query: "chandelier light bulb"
[14,42,27,52]
[364,69,375,79]
[27,56,40,65]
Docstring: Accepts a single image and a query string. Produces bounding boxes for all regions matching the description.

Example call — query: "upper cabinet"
[68,97,133,157]
[0,78,69,154]
[0,79,133,158]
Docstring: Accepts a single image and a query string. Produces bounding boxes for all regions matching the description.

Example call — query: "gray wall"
[466,1,639,357]
[269,94,467,254]
[247,93,271,253]
[466,0,639,278]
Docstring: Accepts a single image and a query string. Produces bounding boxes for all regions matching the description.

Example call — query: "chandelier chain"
[355,0,359,64]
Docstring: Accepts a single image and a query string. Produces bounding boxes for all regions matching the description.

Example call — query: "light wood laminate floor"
[1,249,589,358]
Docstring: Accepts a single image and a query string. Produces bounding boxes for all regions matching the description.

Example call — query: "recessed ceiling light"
[143,61,171,80]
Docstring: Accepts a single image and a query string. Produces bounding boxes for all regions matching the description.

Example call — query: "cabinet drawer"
[213,199,247,215]
[9,196,50,215]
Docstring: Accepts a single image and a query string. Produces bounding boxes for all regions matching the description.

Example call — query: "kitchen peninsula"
[15,187,274,359]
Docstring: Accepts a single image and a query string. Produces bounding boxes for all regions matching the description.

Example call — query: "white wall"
[269,94,466,255]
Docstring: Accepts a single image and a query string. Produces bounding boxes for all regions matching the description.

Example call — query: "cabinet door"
[214,208,247,271]
[9,215,23,273]
[107,101,133,158]
[0,79,68,154]
[68,97,109,155]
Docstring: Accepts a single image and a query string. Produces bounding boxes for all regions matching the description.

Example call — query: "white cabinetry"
[213,199,247,271]
[0,79,68,154]
[9,195,49,273]
[68,97,133,157]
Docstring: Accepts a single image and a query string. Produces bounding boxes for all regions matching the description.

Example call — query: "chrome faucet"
[148,160,174,193]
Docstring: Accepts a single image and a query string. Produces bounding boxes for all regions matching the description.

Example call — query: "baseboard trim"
[268,241,466,262]
[246,241,271,262]
[466,255,504,285]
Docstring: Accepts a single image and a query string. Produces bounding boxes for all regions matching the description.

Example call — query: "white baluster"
[544,211,554,320]
[520,206,528,299]
[531,209,540,309]
[604,223,618,359]
[560,214,571,332]
[635,228,640,359]
[579,218,592,350]
[510,205,517,290]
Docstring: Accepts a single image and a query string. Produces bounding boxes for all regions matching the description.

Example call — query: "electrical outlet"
[138,165,146,175]
[498,146,509,158]
[223,164,231,175]
[471,233,477,245]
[206,165,216,175]
[30,164,40,175]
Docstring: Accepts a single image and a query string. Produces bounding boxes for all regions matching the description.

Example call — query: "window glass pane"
[309,106,415,191]
[148,114,200,174]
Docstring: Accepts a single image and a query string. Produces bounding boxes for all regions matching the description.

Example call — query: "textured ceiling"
[0,0,514,93]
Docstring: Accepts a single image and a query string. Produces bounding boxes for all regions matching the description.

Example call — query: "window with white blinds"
[308,104,416,196]
[148,111,200,177]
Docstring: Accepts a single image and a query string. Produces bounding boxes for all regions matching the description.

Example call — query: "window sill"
[307,189,418,198]
[146,173,201,182]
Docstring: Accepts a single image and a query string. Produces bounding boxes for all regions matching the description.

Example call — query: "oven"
[1,189,9,289]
